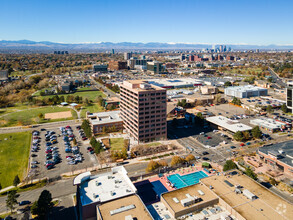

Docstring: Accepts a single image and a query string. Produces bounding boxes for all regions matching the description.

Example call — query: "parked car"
[202,151,209,155]
[19,201,31,206]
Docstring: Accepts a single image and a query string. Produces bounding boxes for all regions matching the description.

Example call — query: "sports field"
[0,132,31,188]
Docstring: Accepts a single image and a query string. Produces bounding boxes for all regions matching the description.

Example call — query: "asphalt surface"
[268,67,287,88]
[27,125,98,180]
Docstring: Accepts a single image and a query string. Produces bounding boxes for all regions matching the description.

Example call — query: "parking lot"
[195,131,232,147]
[28,125,98,179]
[197,103,246,117]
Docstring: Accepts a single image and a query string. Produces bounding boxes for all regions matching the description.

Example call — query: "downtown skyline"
[0,0,293,45]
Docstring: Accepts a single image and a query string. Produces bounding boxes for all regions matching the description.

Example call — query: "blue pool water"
[167,171,208,189]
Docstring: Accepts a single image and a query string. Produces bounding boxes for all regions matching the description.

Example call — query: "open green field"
[80,103,104,118]
[0,106,75,127]
[110,138,125,151]
[223,67,263,75]
[0,132,31,188]
[36,90,106,102]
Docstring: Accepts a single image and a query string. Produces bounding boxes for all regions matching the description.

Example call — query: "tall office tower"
[223,45,227,52]
[287,82,293,113]
[120,80,167,143]
[219,45,223,52]
[111,49,115,54]
[124,52,132,60]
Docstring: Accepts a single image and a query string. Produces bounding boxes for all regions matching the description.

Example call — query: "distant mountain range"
[0,40,293,52]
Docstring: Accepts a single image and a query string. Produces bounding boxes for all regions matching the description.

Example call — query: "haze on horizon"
[0,0,292,45]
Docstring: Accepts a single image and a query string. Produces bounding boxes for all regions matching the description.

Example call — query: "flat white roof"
[207,116,252,133]
[250,117,286,130]
[148,78,203,88]
[87,110,122,125]
[225,85,267,92]
[79,166,136,206]
[73,171,91,185]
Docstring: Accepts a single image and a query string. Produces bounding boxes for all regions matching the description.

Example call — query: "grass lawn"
[80,103,104,118]
[36,90,106,102]
[0,106,74,127]
[0,132,31,188]
[110,138,125,151]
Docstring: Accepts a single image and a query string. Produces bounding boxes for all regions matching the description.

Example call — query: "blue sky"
[0,0,292,45]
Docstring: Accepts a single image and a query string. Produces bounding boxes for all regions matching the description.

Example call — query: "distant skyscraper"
[112,49,115,54]
[124,52,132,60]
[223,45,227,52]
[219,45,223,52]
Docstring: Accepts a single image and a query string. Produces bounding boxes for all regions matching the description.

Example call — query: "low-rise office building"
[86,110,123,135]
[97,194,153,220]
[108,61,127,71]
[225,85,268,98]
[74,167,138,220]
[200,86,218,95]
[258,141,293,177]
[250,117,287,133]
[146,61,164,74]
[93,64,108,72]
[206,116,252,134]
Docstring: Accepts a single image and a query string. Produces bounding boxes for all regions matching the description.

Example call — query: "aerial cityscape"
[0,0,293,220]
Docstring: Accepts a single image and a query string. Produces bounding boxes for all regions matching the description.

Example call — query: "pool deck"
[147,166,213,192]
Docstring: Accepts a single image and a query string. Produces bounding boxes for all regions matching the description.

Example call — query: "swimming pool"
[167,171,208,189]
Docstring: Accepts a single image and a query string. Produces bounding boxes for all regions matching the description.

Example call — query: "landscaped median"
[0,132,31,188]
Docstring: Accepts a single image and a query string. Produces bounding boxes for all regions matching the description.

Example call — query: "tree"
[0,183,2,191]
[251,126,262,139]
[170,156,185,167]
[266,105,273,113]
[146,160,160,172]
[31,190,53,219]
[158,160,168,167]
[6,190,18,213]
[245,167,257,180]
[242,131,250,140]
[223,160,237,171]
[38,113,44,119]
[224,81,232,87]
[81,119,92,138]
[13,175,20,187]
[233,131,244,142]
[185,154,195,164]
[72,138,77,146]
[269,177,278,186]
[90,137,102,154]
[281,103,288,113]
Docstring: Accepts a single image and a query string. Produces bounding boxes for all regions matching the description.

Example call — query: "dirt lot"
[45,111,72,119]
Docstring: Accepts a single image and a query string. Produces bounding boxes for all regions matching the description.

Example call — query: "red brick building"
[108,60,127,71]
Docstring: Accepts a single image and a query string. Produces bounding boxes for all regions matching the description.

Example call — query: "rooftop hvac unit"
[198,190,205,196]
[140,83,151,89]
[110,204,136,216]
[243,189,257,200]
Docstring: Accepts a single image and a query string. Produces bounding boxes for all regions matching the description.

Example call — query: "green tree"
[281,103,288,113]
[38,113,44,119]
[81,119,92,138]
[6,190,18,213]
[31,190,53,219]
[233,131,244,141]
[223,160,237,171]
[13,175,20,187]
[245,167,257,180]
[224,81,232,87]
[251,126,262,139]
[266,105,273,113]
[90,137,102,154]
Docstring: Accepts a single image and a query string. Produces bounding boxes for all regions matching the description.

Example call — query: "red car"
[207,136,212,139]
[240,143,245,146]
[45,149,52,154]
